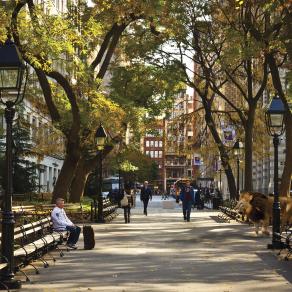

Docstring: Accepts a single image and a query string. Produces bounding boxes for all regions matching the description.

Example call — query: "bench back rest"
[13,216,52,247]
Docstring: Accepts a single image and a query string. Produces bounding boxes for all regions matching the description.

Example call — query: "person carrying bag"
[120,189,133,223]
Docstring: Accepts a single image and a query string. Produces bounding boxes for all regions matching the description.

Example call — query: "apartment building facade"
[142,121,165,191]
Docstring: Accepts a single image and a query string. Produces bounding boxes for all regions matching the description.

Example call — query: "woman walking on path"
[120,189,134,223]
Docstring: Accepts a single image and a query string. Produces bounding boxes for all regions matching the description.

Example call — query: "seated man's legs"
[66,225,81,245]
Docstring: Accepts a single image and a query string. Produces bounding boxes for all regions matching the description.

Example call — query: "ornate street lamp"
[0,38,27,289]
[94,124,107,223]
[265,96,286,249]
[232,139,244,200]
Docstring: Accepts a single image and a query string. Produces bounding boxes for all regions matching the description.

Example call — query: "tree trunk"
[52,141,81,203]
[280,114,292,197]
[244,107,256,191]
[68,145,114,202]
[279,14,292,197]
[203,102,237,200]
[69,158,90,203]
[223,161,237,200]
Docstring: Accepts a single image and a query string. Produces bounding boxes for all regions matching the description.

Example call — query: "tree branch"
[96,23,127,80]
[89,23,119,71]
[34,69,61,123]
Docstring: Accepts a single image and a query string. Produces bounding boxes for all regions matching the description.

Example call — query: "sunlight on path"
[18,198,292,292]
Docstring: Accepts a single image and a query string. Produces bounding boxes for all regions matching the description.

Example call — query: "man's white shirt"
[51,206,73,231]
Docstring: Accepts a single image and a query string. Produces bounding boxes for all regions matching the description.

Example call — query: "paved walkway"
[17,197,292,292]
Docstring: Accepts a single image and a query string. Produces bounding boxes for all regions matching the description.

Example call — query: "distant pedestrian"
[179,180,195,222]
[140,181,152,216]
[120,189,134,223]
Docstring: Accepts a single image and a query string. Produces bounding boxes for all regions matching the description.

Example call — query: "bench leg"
[285,250,291,261]
[45,251,56,262]
[55,245,65,257]
[0,281,10,291]
[27,263,40,275]
[17,268,31,282]
[38,257,49,268]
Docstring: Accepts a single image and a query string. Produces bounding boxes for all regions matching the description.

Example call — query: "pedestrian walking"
[179,180,195,222]
[120,189,134,223]
[140,181,152,216]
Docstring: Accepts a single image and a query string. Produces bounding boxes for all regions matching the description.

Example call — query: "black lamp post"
[265,96,286,249]
[95,124,107,223]
[38,164,45,199]
[0,38,27,289]
[116,156,122,196]
[233,139,244,200]
[218,168,222,193]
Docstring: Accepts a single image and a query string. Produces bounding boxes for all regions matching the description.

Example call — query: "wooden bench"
[14,216,68,280]
[36,203,89,223]
[0,216,68,283]
[9,203,89,225]
[103,198,118,222]
[90,198,119,222]
[0,257,9,290]
[218,206,245,223]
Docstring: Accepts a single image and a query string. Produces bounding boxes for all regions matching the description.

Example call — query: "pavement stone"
[16,197,292,292]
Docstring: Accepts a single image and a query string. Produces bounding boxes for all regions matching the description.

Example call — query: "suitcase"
[83,225,95,250]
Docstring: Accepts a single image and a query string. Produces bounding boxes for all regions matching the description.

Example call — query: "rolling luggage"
[83,225,95,250]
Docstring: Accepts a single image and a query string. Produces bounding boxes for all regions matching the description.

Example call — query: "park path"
[17,197,292,292]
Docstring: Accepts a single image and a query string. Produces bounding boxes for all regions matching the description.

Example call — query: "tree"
[116,148,159,184]
[125,1,239,197]
[241,0,292,196]
[123,0,286,197]
[6,0,165,202]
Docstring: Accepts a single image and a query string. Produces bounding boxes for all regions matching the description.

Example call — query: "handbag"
[120,195,129,207]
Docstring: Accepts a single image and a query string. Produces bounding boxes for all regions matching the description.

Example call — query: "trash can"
[212,197,220,209]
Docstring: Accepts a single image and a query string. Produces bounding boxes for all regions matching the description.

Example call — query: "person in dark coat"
[179,180,195,222]
[140,181,152,216]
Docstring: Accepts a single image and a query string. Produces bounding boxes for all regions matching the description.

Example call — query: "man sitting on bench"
[51,198,81,249]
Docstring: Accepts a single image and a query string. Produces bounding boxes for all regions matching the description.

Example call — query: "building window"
[150,151,154,158]
[150,141,154,147]
[159,151,163,158]
[146,141,150,147]
[159,141,163,147]
[146,150,150,156]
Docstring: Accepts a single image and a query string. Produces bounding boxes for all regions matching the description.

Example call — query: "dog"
[235,192,291,235]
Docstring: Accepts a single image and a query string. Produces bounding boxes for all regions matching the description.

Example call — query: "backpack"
[83,225,95,250]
